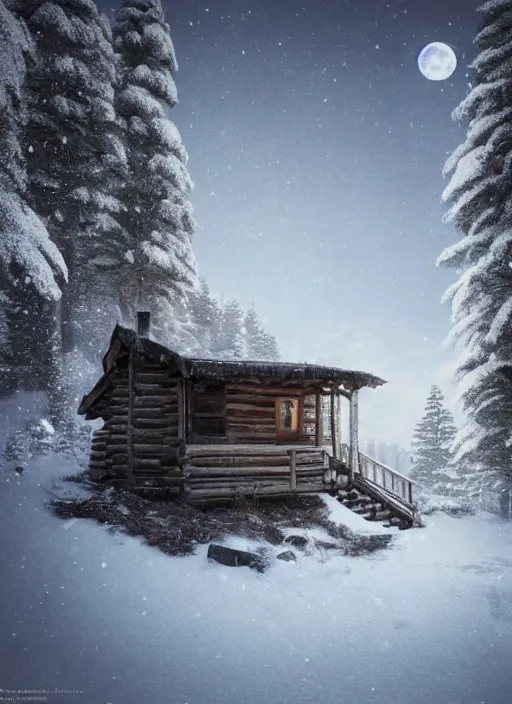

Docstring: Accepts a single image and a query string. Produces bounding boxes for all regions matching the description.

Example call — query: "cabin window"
[275,398,301,441]
[191,382,227,438]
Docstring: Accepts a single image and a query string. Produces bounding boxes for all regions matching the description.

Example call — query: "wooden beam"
[290,449,297,491]
[349,389,359,481]
[127,346,135,485]
[314,393,322,446]
[330,389,337,459]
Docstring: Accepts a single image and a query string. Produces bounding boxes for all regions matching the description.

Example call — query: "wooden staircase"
[330,450,418,529]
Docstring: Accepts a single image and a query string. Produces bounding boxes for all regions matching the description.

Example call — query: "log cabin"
[78,312,417,524]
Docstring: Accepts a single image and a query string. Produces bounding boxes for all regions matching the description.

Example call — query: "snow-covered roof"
[78,324,386,416]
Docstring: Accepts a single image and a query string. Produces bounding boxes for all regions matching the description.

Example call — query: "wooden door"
[275,397,301,443]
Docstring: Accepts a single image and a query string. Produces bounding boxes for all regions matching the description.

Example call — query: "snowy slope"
[1,448,512,704]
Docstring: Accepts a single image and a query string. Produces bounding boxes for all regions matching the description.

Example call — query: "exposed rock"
[371,509,391,522]
[284,534,308,549]
[314,540,337,550]
[347,489,360,501]
[276,550,297,562]
[359,494,373,504]
[337,474,350,488]
[207,544,268,572]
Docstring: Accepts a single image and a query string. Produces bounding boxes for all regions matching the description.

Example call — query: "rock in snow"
[207,544,268,572]
[284,535,309,549]
[276,551,297,562]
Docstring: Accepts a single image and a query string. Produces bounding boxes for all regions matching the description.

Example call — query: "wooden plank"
[127,346,135,485]
[133,396,177,407]
[352,474,415,524]
[186,465,326,477]
[289,449,297,491]
[178,378,185,440]
[185,483,326,500]
[330,389,337,459]
[349,390,359,480]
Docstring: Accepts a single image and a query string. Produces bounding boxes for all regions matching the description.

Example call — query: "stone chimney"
[137,311,151,338]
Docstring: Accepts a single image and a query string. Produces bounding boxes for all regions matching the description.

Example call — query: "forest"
[0,0,278,429]
[0,0,512,517]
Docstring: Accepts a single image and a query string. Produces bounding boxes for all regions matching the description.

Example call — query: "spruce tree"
[214,301,244,360]
[187,278,220,356]
[411,386,457,490]
[0,0,66,391]
[243,307,280,361]
[113,0,196,341]
[440,0,512,490]
[22,0,126,361]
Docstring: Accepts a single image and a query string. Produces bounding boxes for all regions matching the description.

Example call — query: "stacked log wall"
[88,358,185,495]
[184,445,329,504]
[129,360,185,494]
[225,385,319,445]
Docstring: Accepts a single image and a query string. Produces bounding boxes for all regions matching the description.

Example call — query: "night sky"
[107,0,480,444]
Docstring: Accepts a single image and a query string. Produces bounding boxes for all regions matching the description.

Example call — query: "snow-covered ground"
[1,445,512,703]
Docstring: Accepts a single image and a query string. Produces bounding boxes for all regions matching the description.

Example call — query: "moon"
[418,42,457,81]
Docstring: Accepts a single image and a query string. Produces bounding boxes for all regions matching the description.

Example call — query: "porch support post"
[349,389,359,480]
[315,393,323,447]
[330,388,338,460]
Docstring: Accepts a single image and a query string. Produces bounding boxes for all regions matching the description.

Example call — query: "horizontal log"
[186,483,325,500]
[226,394,275,407]
[227,408,275,417]
[134,384,179,395]
[134,372,173,383]
[163,476,185,486]
[186,466,326,479]
[229,435,277,443]
[227,386,306,397]
[131,434,179,446]
[104,424,128,433]
[106,444,129,454]
[228,423,276,434]
[133,458,162,469]
[186,456,290,468]
[107,478,129,487]
[133,395,177,407]
[132,443,165,455]
[132,419,178,431]
[89,461,109,469]
[127,407,176,419]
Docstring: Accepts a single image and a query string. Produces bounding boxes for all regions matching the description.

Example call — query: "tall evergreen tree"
[214,300,244,360]
[187,278,220,356]
[243,307,280,361]
[112,0,196,342]
[22,0,126,363]
[440,0,512,491]
[0,0,66,391]
[411,386,457,489]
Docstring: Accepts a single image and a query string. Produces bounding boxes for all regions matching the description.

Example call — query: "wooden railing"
[357,452,415,506]
[288,448,329,491]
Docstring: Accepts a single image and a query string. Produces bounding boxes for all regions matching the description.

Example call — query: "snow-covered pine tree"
[186,278,220,356]
[411,385,457,491]
[0,0,67,392]
[113,0,196,343]
[243,307,280,361]
[439,0,512,497]
[213,300,244,360]
[22,0,126,366]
